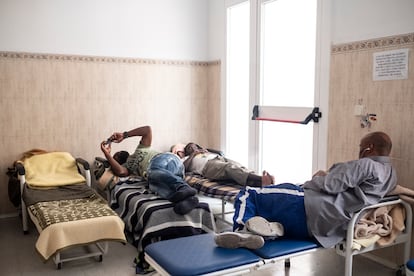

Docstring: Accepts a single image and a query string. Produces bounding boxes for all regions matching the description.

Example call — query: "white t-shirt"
[186,153,217,175]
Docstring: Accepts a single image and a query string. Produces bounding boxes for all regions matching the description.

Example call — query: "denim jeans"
[147,153,187,200]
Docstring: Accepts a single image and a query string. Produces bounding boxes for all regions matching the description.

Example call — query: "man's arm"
[183,148,209,171]
[183,151,197,171]
[124,125,152,146]
[102,125,152,176]
[110,125,152,147]
[100,141,129,177]
[303,160,366,194]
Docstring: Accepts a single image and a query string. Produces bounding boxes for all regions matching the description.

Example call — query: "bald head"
[359,131,392,158]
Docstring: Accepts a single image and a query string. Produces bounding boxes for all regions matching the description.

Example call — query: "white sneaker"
[245,216,284,237]
[214,232,265,249]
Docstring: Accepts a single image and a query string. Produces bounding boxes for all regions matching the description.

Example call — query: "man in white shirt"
[175,142,274,187]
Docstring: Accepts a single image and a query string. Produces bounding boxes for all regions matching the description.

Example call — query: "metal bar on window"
[252,105,322,124]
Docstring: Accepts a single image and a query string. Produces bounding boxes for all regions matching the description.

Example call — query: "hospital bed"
[185,173,240,224]
[15,151,127,269]
[94,157,217,271]
[183,148,244,224]
[145,197,412,276]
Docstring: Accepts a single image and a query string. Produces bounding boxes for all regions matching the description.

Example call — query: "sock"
[169,185,197,203]
[173,196,199,215]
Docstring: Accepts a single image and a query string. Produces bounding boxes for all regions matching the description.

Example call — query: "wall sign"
[373,48,409,81]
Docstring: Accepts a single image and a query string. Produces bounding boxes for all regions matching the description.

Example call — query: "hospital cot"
[93,157,217,271]
[185,173,240,224]
[145,197,412,276]
[15,151,127,269]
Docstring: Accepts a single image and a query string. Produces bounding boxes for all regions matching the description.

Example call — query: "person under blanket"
[171,142,274,187]
[100,125,198,215]
[215,131,397,249]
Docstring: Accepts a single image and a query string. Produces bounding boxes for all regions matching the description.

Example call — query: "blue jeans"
[147,153,187,200]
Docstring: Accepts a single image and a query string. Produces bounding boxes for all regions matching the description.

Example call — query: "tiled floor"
[0,198,404,276]
[0,216,138,276]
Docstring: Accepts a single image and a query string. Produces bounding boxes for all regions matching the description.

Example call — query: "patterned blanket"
[185,173,241,201]
[28,193,118,230]
[109,178,216,264]
[26,190,126,261]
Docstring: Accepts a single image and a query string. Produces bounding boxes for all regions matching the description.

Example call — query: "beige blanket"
[352,184,412,250]
[388,184,414,205]
[354,204,405,249]
[28,195,126,261]
[21,151,86,188]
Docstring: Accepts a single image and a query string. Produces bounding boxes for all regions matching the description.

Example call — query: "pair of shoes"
[214,232,264,249]
[173,196,199,215]
[169,185,197,203]
[245,216,284,237]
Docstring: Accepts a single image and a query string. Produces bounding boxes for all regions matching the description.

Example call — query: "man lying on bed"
[171,142,274,187]
[100,125,198,215]
[214,131,397,250]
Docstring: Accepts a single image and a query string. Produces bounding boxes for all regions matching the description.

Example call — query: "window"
[225,0,330,183]
[225,0,250,167]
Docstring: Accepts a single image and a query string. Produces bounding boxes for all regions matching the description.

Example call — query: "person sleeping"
[172,142,274,188]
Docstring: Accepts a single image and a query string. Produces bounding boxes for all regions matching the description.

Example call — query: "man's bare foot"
[262,170,275,187]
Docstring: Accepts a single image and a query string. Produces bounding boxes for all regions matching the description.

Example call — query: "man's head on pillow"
[171,143,186,158]
[113,151,129,165]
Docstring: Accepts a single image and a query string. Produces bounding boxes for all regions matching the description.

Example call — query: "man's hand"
[313,170,327,177]
[108,132,124,143]
[101,141,112,155]
[195,148,208,154]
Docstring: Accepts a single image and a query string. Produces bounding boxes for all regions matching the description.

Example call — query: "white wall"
[207,0,225,61]
[0,0,209,61]
[2,0,414,67]
[208,0,414,59]
[332,0,414,44]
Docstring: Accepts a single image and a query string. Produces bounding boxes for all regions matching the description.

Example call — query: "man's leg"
[147,153,198,215]
[233,183,310,239]
[147,167,187,199]
[202,158,252,186]
[147,153,195,201]
[246,170,275,187]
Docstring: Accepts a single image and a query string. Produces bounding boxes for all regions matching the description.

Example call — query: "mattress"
[109,178,216,264]
[24,184,126,260]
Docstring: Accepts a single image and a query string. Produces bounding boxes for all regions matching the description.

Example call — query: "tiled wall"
[0,52,221,215]
[329,32,414,261]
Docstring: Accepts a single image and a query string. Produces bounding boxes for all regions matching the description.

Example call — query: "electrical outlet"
[354,105,365,116]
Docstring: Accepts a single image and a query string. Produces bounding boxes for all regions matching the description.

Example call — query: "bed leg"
[54,252,62,269]
[396,264,405,276]
[221,200,225,220]
[284,258,291,268]
[21,202,29,233]
[19,173,29,233]
[345,254,353,276]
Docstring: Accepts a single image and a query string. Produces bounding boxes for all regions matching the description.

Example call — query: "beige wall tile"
[329,33,414,260]
[0,52,221,215]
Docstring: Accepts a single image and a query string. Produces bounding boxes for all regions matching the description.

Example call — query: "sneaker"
[245,216,284,237]
[214,232,264,249]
